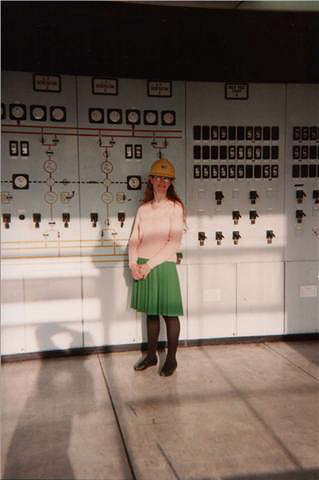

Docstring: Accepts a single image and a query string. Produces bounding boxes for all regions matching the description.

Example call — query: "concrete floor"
[1,340,319,480]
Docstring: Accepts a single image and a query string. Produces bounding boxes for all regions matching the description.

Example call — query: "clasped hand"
[131,263,151,280]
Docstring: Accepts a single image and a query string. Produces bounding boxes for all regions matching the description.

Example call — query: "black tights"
[145,315,180,369]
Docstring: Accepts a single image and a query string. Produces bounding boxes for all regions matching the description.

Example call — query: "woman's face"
[150,176,172,195]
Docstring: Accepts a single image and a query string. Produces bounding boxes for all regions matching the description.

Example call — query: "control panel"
[285,85,319,261]
[1,73,185,262]
[186,82,286,264]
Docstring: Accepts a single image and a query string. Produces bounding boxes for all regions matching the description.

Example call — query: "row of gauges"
[193,164,279,179]
[2,104,67,122]
[292,145,319,160]
[193,125,280,141]
[292,164,319,178]
[1,103,177,126]
[292,126,319,142]
[88,108,176,125]
[194,145,279,161]
[8,174,142,190]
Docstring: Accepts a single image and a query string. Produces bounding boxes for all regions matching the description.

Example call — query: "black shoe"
[160,362,177,377]
[134,356,158,371]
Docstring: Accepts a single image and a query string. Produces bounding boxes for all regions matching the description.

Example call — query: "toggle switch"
[232,231,241,245]
[215,231,224,246]
[62,213,70,228]
[296,190,307,204]
[198,232,207,246]
[232,210,241,225]
[296,210,306,224]
[249,190,259,205]
[215,191,224,205]
[313,190,319,204]
[33,213,41,228]
[2,213,11,229]
[118,212,125,227]
[176,252,183,264]
[90,213,98,227]
[266,230,276,244]
[249,210,259,224]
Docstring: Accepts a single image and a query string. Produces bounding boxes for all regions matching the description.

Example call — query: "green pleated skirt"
[131,258,184,316]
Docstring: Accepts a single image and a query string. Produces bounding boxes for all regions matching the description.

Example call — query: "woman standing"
[128,158,185,377]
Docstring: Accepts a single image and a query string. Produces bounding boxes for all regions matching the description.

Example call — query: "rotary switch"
[249,190,259,205]
[296,210,306,224]
[249,210,259,224]
[91,213,98,227]
[215,191,224,205]
[215,231,224,246]
[296,190,307,204]
[232,231,241,245]
[33,213,41,228]
[198,232,207,246]
[118,212,125,227]
[313,190,319,204]
[62,213,70,228]
[2,213,11,229]
[266,230,276,244]
[232,211,241,225]
[176,252,183,264]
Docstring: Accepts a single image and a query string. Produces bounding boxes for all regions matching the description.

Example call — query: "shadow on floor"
[2,326,94,480]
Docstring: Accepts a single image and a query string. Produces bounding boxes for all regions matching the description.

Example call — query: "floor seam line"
[262,343,319,382]
[97,353,137,480]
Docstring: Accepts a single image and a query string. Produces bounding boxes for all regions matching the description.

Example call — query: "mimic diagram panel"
[1,73,185,263]
[186,82,286,264]
[1,72,81,260]
[76,76,185,262]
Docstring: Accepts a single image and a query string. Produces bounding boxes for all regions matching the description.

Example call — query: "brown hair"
[143,177,187,226]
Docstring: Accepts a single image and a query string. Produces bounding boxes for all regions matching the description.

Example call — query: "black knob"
[33,213,41,228]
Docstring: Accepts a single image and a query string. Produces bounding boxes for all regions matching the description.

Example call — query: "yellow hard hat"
[149,158,175,178]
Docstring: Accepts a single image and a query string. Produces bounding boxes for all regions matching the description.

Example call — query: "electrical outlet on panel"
[232,189,239,199]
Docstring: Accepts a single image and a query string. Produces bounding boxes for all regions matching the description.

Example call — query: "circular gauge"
[144,110,158,125]
[101,192,113,204]
[44,159,57,173]
[46,178,55,187]
[108,109,122,124]
[101,161,113,174]
[127,175,141,190]
[45,191,58,204]
[89,108,104,123]
[161,110,176,126]
[13,174,28,189]
[10,104,26,121]
[126,109,140,125]
[31,105,46,121]
[51,106,66,122]
[104,178,112,188]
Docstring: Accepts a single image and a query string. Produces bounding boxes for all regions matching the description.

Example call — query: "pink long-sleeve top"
[128,200,184,270]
